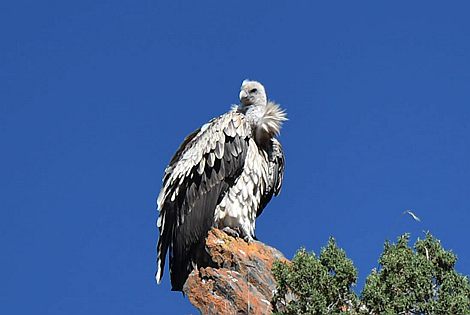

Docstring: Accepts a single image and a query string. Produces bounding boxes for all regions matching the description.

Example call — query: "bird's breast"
[213,139,269,238]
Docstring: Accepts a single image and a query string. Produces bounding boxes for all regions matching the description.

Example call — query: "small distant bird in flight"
[403,210,421,222]
[155,80,287,291]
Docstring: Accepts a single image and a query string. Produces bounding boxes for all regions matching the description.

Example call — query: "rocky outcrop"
[183,228,288,314]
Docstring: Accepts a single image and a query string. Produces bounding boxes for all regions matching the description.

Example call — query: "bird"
[403,209,421,222]
[155,80,287,291]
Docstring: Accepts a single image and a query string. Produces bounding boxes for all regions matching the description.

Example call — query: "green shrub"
[272,238,358,314]
[272,233,470,315]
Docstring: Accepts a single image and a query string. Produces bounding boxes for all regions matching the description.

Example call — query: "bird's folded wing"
[155,110,251,285]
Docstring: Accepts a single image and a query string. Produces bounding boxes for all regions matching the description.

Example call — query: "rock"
[183,228,288,315]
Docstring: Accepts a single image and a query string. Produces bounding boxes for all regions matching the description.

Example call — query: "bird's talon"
[243,235,253,243]
[222,227,240,238]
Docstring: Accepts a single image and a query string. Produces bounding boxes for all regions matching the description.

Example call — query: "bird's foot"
[243,235,254,243]
[222,226,240,238]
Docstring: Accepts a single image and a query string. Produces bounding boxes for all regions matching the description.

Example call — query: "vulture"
[156,80,287,291]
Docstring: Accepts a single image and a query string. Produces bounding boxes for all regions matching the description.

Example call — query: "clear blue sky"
[2,1,470,314]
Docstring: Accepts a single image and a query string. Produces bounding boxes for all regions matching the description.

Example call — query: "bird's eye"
[249,88,258,93]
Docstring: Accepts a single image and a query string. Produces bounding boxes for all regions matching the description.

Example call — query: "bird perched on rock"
[156,80,287,291]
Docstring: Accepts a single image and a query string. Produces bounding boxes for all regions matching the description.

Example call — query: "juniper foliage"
[272,233,470,315]
[272,238,358,314]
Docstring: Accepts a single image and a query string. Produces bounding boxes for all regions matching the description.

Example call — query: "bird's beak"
[239,90,247,101]
[239,90,250,105]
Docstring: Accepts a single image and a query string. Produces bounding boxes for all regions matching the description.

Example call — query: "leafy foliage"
[362,233,470,314]
[272,233,470,315]
[272,238,358,314]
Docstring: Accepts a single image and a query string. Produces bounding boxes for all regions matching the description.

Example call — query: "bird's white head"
[236,79,287,140]
[239,80,267,108]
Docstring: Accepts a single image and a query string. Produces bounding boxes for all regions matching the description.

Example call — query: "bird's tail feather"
[156,210,172,284]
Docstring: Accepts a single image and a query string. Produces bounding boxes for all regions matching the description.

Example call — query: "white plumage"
[156,80,287,291]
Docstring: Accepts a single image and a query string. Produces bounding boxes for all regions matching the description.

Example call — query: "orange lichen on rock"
[183,228,288,315]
